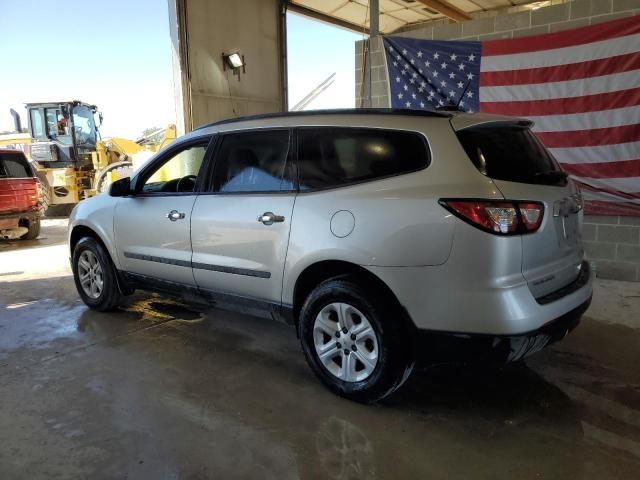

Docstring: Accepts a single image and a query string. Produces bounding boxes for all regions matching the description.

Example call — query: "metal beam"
[287,1,370,34]
[415,0,472,22]
[370,0,380,37]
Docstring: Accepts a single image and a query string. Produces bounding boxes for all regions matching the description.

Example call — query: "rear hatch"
[453,117,583,300]
[0,151,39,215]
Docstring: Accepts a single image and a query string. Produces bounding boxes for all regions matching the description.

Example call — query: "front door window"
[140,143,208,194]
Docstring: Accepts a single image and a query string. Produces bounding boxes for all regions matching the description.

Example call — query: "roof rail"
[193,108,452,131]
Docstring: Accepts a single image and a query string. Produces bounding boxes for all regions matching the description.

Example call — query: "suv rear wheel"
[72,237,122,311]
[299,276,413,403]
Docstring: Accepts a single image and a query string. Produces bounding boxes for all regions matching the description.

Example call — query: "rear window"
[0,152,32,178]
[298,127,430,191]
[456,126,566,186]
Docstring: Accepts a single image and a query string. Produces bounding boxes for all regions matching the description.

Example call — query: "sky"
[0,0,176,139]
[0,1,362,139]
[287,13,363,110]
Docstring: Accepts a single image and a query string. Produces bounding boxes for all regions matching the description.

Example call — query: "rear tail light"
[440,199,544,235]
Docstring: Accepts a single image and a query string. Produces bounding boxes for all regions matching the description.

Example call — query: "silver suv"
[68,109,592,402]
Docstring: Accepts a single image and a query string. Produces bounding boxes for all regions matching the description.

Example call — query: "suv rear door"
[190,129,296,314]
[454,120,583,300]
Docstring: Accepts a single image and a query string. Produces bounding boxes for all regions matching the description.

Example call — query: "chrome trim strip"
[191,261,271,279]
[123,252,191,268]
[123,252,271,279]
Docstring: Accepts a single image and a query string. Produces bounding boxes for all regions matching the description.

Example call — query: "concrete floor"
[1,220,639,479]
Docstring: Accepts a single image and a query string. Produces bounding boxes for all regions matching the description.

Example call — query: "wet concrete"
[1,220,639,479]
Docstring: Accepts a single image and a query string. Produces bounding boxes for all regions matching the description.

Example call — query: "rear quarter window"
[297,127,430,190]
[456,125,566,186]
[0,153,32,178]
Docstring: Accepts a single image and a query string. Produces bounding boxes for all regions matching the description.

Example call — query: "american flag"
[384,16,640,216]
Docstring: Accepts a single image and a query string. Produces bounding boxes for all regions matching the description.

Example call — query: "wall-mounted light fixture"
[222,52,246,80]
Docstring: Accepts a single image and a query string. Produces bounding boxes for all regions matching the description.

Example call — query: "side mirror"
[109,177,132,197]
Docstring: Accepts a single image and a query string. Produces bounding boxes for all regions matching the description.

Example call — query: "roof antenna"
[455,78,472,111]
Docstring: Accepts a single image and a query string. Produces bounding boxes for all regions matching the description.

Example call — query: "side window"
[298,128,430,190]
[140,142,208,194]
[211,130,293,193]
[45,108,72,145]
[0,153,31,178]
[30,110,44,138]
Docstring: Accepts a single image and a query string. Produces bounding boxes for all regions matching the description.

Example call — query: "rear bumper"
[412,295,590,364]
[0,210,39,230]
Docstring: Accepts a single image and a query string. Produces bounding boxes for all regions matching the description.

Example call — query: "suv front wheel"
[72,237,122,311]
[299,276,413,403]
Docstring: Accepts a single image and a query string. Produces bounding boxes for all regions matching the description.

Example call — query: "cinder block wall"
[355,0,640,281]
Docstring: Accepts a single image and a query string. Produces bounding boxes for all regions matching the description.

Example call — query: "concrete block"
[592,10,638,23]
[355,54,363,70]
[571,0,612,19]
[373,95,390,108]
[479,31,512,40]
[582,223,597,241]
[433,21,462,40]
[513,25,551,37]
[372,50,386,68]
[620,216,640,226]
[613,0,640,12]
[584,215,619,225]
[532,3,570,25]
[584,241,616,260]
[598,225,640,244]
[461,17,496,36]
[495,11,531,32]
[371,80,389,98]
[550,18,591,32]
[371,36,384,52]
[617,244,640,262]
[404,27,434,40]
[372,66,387,82]
[595,260,638,281]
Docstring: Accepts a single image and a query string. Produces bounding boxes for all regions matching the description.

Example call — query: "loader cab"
[27,101,99,167]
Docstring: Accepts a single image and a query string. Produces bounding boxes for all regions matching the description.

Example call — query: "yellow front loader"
[1,101,176,213]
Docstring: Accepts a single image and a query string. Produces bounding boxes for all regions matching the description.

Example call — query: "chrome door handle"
[166,210,186,221]
[258,211,285,225]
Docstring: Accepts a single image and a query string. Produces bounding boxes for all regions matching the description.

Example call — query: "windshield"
[72,105,97,147]
[456,125,566,186]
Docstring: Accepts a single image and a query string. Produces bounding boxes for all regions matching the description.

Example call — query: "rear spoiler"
[450,114,534,132]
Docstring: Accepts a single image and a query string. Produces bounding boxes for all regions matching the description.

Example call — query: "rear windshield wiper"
[534,170,568,180]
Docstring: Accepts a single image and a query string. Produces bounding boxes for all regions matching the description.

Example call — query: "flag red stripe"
[482,16,640,56]
[480,52,640,86]
[585,201,640,216]
[562,160,640,179]
[535,125,640,148]
[577,182,640,200]
[481,87,640,116]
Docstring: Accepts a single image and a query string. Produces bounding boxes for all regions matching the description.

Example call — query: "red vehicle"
[0,149,42,240]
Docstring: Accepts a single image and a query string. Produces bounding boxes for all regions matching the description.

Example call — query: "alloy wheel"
[313,302,379,382]
[77,250,104,299]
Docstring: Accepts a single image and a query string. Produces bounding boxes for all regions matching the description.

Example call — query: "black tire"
[72,237,122,311]
[20,218,41,240]
[299,276,413,403]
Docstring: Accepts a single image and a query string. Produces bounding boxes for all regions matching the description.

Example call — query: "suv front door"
[190,129,296,315]
[114,137,211,286]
